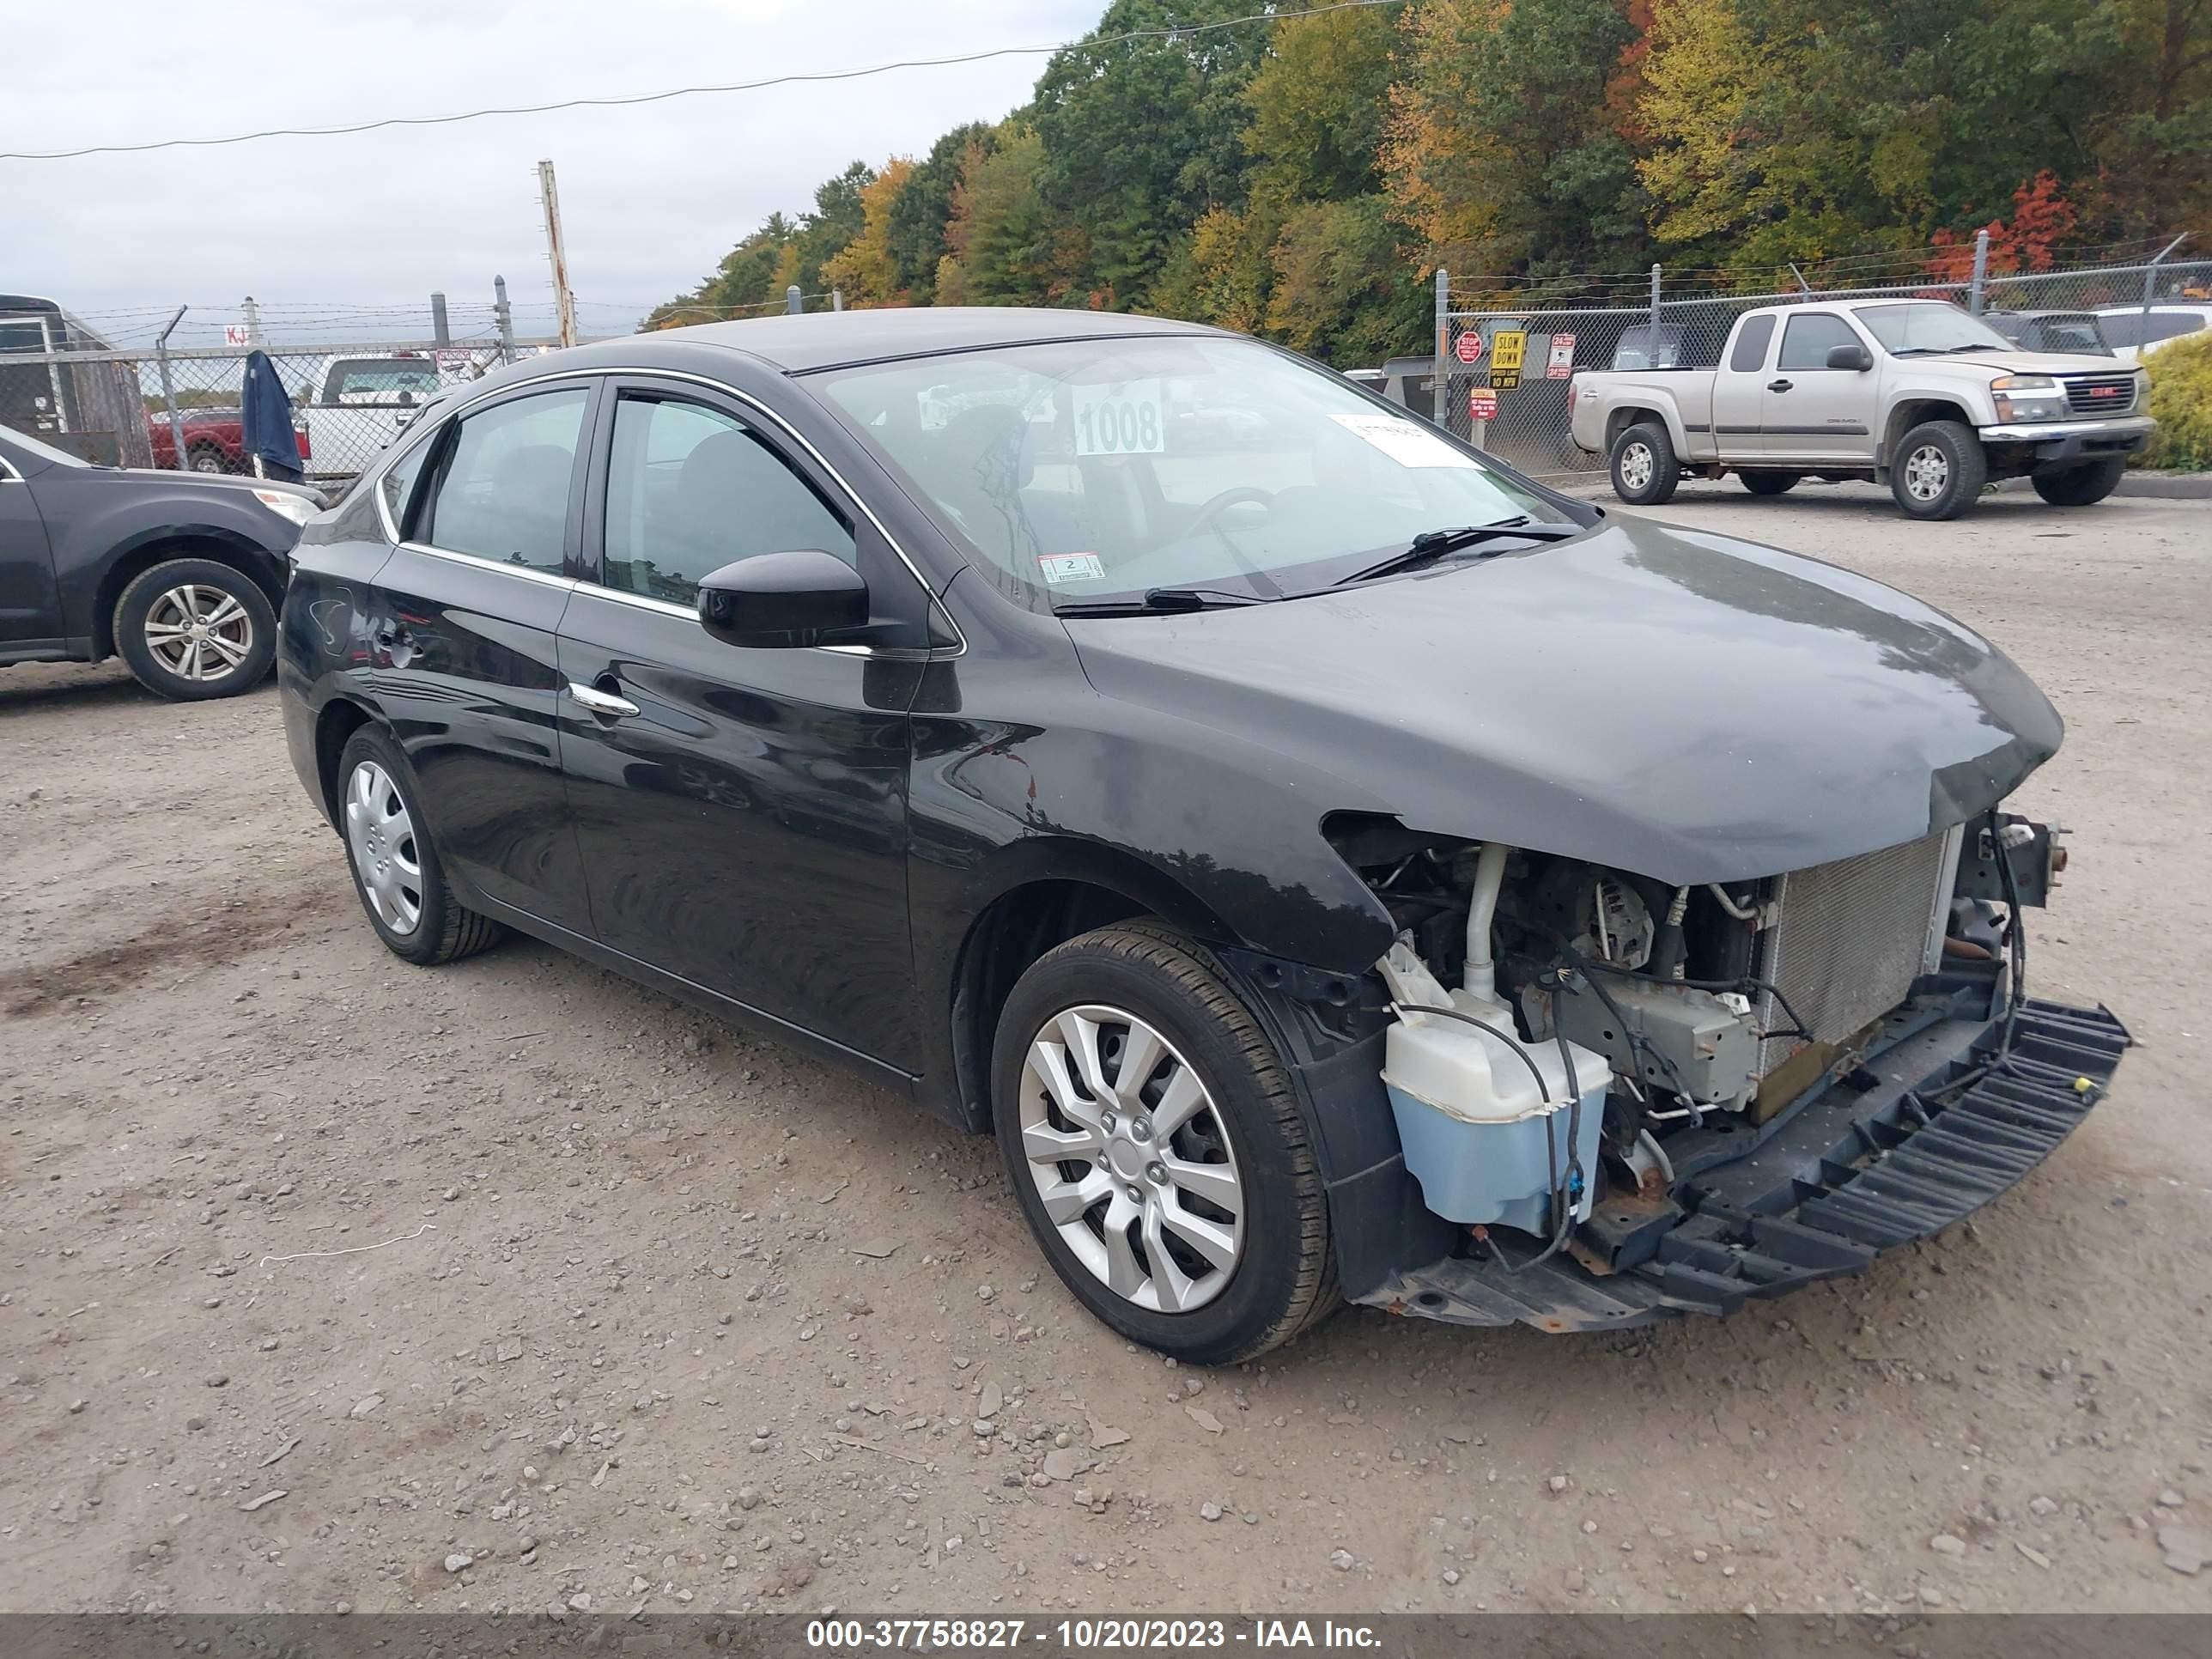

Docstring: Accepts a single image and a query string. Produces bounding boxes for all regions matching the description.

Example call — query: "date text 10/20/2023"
[805,1618,1383,1650]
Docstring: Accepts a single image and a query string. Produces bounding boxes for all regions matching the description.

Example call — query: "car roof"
[625,306,1224,374]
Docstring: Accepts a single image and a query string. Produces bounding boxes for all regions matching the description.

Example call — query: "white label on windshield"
[1073,380,1165,456]
[1330,411,1478,468]
[1037,552,1108,586]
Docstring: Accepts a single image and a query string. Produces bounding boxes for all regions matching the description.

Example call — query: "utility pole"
[538,159,577,349]
[493,276,516,364]
[242,295,264,348]
[430,291,450,347]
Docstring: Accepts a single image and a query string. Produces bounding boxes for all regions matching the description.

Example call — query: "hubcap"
[1017,1005,1244,1314]
[1904,444,1950,502]
[1619,442,1654,491]
[344,760,423,936]
[144,584,252,683]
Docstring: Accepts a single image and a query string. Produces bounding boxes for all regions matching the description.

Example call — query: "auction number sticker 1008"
[1073,380,1165,456]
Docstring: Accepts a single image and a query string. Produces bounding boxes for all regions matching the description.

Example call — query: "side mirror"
[1827,343,1874,372]
[697,549,869,648]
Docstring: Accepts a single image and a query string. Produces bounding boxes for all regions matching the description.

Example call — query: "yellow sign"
[1488,328,1525,389]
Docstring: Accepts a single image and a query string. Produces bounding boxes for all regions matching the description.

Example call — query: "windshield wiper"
[1053,586,1273,617]
[1331,518,1584,586]
[1892,343,1996,356]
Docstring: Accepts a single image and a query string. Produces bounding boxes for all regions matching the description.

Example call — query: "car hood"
[1909,349,2129,377]
[98,466,323,504]
[1064,515,2063,884]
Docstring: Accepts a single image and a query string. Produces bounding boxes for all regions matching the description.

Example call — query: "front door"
[365,377,599,933]
[1763,312,1875,464]
[0,455,62,650]
[555,378,929,1071]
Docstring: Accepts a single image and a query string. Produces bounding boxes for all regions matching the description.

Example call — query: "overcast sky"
[6,0,1101,349]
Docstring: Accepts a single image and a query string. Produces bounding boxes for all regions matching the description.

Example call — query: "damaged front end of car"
[1222,809,2128,1333]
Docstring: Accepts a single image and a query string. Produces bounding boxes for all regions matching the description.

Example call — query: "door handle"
[1767,379,1794,393]
[566,680,640,719]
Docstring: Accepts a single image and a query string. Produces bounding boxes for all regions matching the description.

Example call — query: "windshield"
[811,336,1559,607]
[1855,303,2014,355]
[0,422,93,469]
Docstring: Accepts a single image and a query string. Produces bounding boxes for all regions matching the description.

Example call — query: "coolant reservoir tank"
[1377,940,1609,1231]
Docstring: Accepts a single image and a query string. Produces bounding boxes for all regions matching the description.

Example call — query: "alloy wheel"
[1016,1005,1245,1313]
[143,584,253,683]
[1619,441,1654,491]
[1903,443,1950,503]
[344,760,423,935]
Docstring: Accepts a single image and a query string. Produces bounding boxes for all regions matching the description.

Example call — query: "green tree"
[937,126,1071,307]
[1385,0,1653,276]
[887,122,999,301]
[1030,0,1270,305]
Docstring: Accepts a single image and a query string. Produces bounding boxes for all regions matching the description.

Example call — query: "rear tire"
[2032,457,2126,507]
[991,922,1337,1363]
[1608,422,1680,505]
[336,726,506,967]
[1739,471,1797,496]
[1888,420,1985,520]
[112,557,276,701]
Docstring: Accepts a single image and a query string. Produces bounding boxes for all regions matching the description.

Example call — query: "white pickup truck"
[295,349,501,485]
[1568,297,2154,519]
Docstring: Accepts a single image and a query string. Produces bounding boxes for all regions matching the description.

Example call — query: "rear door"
[555,376,933,1070]
[367,376,599,933]
[1763,312,1875,464]
[0,445,63,652]
[1711,314,1777,462]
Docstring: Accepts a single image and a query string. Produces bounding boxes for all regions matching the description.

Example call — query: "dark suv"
[278,309,2126,1361]
[3,422,318,698]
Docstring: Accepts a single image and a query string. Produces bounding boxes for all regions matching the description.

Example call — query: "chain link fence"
[2,304,565,489]
[1424,238,2211,479]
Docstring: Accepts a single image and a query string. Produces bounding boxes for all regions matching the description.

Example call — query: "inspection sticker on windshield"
[1037,552,1108,585]
[1330,412,1477,468]
[1073,380,1165,456]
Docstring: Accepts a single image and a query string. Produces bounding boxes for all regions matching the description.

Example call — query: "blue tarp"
[240,349,302,474]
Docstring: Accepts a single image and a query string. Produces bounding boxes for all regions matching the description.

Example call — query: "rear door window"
[1729,316,1776,373]
[2148,312,2208,343]
[420,387,589,575]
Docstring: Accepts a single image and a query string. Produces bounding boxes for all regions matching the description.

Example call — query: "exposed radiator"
[1754,830,1956,1075]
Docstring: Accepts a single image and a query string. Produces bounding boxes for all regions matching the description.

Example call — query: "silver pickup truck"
[1568,298,2154,519]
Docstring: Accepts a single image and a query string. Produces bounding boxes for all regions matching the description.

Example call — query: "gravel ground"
[2,481,2208,1618]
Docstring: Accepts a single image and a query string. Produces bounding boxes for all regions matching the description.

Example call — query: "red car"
[146,407,312,474]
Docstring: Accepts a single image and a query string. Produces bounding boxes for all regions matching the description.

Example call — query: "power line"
[0,0,1402,162]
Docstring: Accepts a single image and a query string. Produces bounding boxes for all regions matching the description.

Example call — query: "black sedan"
[1,422,319,698]
[277,309,2126,1361]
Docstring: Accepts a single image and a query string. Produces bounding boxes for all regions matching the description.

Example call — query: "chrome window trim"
[0,456,21,483]
[392,538,580,592]
[411,362,961,654]
[372,365,964,660]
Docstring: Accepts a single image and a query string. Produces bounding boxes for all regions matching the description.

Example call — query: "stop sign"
[1455,332,1483,364]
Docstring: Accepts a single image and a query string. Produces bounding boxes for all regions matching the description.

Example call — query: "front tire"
[336,726,505,966]
[1739,471,1798,496]
[1608,422,1680,505]
[2032,457,2126,507]
[1888,420,1986,520]
[991,923,1336,1363]
[112,557,276,701]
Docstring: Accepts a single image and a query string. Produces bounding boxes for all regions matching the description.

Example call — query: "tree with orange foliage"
[1927,172,2081,279]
